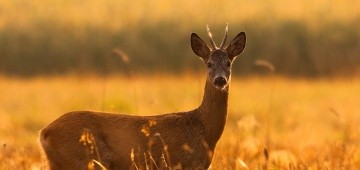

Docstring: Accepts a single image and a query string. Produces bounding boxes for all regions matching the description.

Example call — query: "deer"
[39,25,246,170]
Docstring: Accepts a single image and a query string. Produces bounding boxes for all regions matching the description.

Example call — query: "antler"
[206,25,217,49]
[219,23,228,49]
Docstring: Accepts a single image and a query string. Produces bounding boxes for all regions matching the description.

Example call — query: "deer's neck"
[198,78,229,149]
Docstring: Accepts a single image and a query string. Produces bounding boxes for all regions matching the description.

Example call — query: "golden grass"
[1,0,359,30]
[0,75,360,169]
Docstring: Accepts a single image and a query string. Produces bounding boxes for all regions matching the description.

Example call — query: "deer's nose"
[214,77,227,87]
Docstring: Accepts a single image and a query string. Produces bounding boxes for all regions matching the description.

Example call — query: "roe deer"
[39,25,246,169]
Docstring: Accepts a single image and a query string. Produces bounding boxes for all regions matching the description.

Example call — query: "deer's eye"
[207,62,213,68]
[226,61,231,67]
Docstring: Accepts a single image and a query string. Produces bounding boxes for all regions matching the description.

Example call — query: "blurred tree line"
[0,20,359,77]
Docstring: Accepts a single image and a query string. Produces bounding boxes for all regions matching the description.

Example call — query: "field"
[1,0,360,169]
[0,75,359,169]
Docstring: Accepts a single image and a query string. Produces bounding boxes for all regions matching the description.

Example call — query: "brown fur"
[39,26,246,169]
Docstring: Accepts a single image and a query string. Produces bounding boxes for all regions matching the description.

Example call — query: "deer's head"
[191,25,246,90]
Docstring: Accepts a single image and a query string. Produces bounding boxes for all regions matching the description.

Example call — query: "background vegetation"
[0,0,359,76]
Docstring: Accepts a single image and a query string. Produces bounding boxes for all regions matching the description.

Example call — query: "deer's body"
[39,25,246,169]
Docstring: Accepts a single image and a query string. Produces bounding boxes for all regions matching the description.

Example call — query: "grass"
[0,74,359,169]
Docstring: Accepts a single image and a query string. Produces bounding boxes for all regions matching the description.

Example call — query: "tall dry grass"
[0,75,359,169]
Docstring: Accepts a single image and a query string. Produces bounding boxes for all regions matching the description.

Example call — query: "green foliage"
[0,0,359,76]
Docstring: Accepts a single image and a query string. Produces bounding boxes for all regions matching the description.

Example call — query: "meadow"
[0,74,359,169]
[1,0,360,169]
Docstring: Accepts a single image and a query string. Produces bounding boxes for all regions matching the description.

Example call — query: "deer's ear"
[226,32,246,60]
[191,33,210,59]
